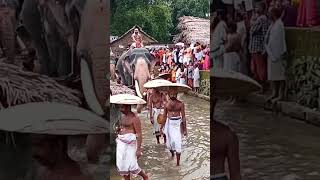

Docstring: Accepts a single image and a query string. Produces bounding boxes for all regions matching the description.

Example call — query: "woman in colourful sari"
[296,0,319,27]
[203,48,210,70]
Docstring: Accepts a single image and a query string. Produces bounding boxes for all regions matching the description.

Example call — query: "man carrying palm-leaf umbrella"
[211,68,262,180]
[110,94,149,180]
[0,61,107,179]
[0,101,108,180]
[155,83,191,166]
[144,79,172,144]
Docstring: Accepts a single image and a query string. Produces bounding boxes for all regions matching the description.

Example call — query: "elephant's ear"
[123,56,133,74]
[146,53,157,71]
[145,53,155,63]
[128,54,136,65]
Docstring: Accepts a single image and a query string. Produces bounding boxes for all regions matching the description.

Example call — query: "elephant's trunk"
[134,58,150,99]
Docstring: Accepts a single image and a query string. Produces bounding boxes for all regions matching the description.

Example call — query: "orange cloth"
[296,0,319,27]
[171,69,176,82]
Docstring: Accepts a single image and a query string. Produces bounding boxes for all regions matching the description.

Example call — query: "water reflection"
[110,95,210,179]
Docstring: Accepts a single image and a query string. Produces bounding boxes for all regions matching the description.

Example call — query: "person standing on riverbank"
[161,87,187,166]
[265,8,287,103]
[249,2,269,90]
[149,89,167,144]
[187,62,194,89]
[224,21,242,73]
[112,94,149,180]
[193,64,200,93]
[211,9,227,69]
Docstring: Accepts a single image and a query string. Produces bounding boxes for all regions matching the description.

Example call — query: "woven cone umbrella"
[155,83,191,93]
[211,68,262,96]
[144,79,172,89]
[110,94,146,105]
[0,102,108,135]
[155,73,171,80]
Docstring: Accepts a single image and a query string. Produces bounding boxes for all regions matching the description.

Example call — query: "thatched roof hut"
[110,25,158,57]
[0,62,82,108]
[173,16,210,45]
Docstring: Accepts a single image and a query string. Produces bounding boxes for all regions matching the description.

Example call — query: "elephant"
[19,0,109,164]
[19,0,86,77]
[116,48,157,102]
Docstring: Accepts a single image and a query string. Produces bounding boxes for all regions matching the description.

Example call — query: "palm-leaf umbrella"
[211,68,262,96]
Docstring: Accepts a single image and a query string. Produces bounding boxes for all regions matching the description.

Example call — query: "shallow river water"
[110,95,210,180]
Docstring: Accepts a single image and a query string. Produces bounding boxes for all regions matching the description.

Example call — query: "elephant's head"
[124,48,157,98]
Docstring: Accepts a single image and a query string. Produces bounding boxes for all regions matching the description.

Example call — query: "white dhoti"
[163,116,182,153]
[152,108,162,136]
[116,133,141,176]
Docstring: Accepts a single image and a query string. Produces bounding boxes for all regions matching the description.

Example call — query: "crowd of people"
[149,43,210,92]
[212,0,291,103]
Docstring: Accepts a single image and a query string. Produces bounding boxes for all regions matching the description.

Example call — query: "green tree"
[110,0,209,42]
[111,0,173,42]
[170,0,209,34]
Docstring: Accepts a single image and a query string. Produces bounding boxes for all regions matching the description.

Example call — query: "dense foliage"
[286,56,320,109]
[110,0,209,42]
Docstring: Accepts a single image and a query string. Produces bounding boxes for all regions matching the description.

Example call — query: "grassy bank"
[285,27,320,110]
[199,70,210,96]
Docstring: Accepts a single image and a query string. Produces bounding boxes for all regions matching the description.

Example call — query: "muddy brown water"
[110,95,210,180]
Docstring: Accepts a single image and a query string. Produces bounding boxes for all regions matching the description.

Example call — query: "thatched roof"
[0,62,82,108]
[111,25,158,45]
[174,16,210,45]
[110,81,135,95]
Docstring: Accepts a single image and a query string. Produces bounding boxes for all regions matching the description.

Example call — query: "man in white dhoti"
[160,87,187,166]
[148,89,167,144]
[112,94,149,180]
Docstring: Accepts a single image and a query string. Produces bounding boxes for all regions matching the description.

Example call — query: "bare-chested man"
[211,98,241,180]
[31,134,93,180]
[149,89,167,144]
[116,103,149,180]
[160,87,187,166]
[131,28,143,48]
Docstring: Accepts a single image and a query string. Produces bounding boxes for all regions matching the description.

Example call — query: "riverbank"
[186,87,320,128]
[246,93,320,127]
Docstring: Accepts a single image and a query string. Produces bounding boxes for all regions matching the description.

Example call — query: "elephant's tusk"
[80,58,104,116]
[135,80,143,98]
[0,102,109,135]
